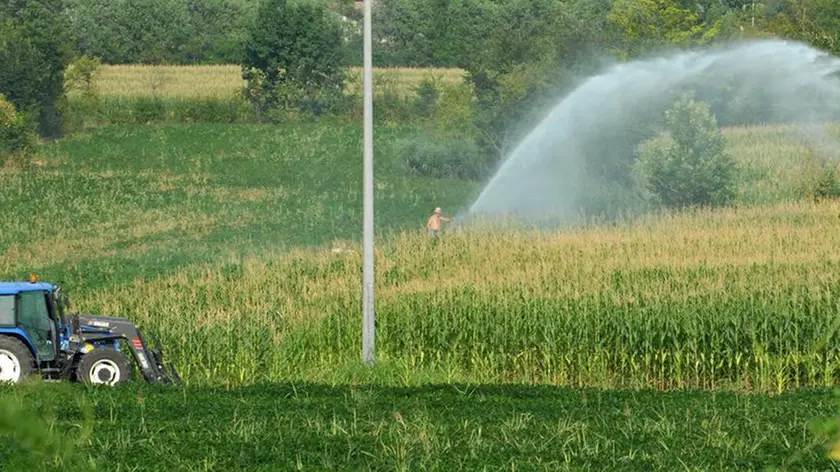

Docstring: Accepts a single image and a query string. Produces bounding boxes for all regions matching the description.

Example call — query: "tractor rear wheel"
[0,336,34,383]
[76,349,132,386]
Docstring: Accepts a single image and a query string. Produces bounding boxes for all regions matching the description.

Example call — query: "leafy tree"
[66,0,183,64]
[0,0,73,137]
[607,0,722,58]
[761,0,840,55]
[368,0,495,67]
[634,93,736,208]
[64,0,256,65]
[242,0,344,115]
[795,146,840,202]
[461,0,599,158]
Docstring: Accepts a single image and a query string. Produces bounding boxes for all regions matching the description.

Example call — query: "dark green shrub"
[133,97,167,123]
[171,97,251,124]
[0,2,73,137]
[432,82,478,140]
[371,71,414,125]
[796,147,840,203]
[0,94,37,161]
[1,118,38,156]
[413,76,442,119]
[399,134,488,180]
[633,93,737,209]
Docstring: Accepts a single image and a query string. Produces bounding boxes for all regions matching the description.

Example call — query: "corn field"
[76,200,840,392]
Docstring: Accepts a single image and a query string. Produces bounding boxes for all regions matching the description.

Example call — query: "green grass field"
[3,121,840,468]
[0,123,478,287]
[2,382,839,471]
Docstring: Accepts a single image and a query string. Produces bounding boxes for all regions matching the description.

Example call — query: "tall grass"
[0,123,479,287]
[77,200,840,392]
[95,65,243,99]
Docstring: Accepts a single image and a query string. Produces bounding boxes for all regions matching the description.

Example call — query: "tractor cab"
[0,275,64,364]
[0,275,179,385]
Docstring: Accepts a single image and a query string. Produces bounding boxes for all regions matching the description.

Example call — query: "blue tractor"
[0,275,179,385]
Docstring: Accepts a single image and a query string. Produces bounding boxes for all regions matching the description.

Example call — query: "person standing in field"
[426,207,452,241]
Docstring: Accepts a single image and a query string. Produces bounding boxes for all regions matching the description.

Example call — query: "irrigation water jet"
[466,40,840,224]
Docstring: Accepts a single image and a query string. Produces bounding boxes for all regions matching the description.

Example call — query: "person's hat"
[434,207,441,213]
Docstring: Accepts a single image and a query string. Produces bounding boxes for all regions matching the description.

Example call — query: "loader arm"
[73,315,180,384]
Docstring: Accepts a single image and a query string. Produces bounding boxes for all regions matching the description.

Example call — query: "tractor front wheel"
[0,336,34,383]
[76,349,132,386]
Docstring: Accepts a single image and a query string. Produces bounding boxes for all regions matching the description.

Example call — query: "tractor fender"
[0,328,38,359]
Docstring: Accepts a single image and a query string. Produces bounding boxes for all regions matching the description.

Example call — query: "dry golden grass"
[96,64,243,98]
[81,198,840,310]
[95,64,466,98]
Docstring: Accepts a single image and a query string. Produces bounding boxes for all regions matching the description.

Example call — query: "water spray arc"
[467,40,840,223]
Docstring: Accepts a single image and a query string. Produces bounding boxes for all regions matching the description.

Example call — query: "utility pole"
[362,0,375,365]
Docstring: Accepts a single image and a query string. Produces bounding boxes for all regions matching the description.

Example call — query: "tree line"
[55,0,840,67]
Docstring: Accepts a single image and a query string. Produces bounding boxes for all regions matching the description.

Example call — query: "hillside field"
[2,121,840,468]
[1,121,839,389]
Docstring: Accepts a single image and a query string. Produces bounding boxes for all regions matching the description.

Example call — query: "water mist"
[466,40,840,223]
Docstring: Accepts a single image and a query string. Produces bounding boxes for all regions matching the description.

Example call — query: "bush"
[0,93,38,162]
[433,82,478,140]
[62,55,103,131]
[0,94,15,130]
[132,97,167,123]
[399,134,488,181]
[171,97,252,124]
[412,76,442,119]
[796,147,840,203]
[633,93,736,209]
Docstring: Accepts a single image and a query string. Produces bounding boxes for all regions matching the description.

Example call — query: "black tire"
[0,336,35,383]
[75,349,132,386]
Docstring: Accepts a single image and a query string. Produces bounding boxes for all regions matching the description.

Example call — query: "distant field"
[95,64,466,98]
